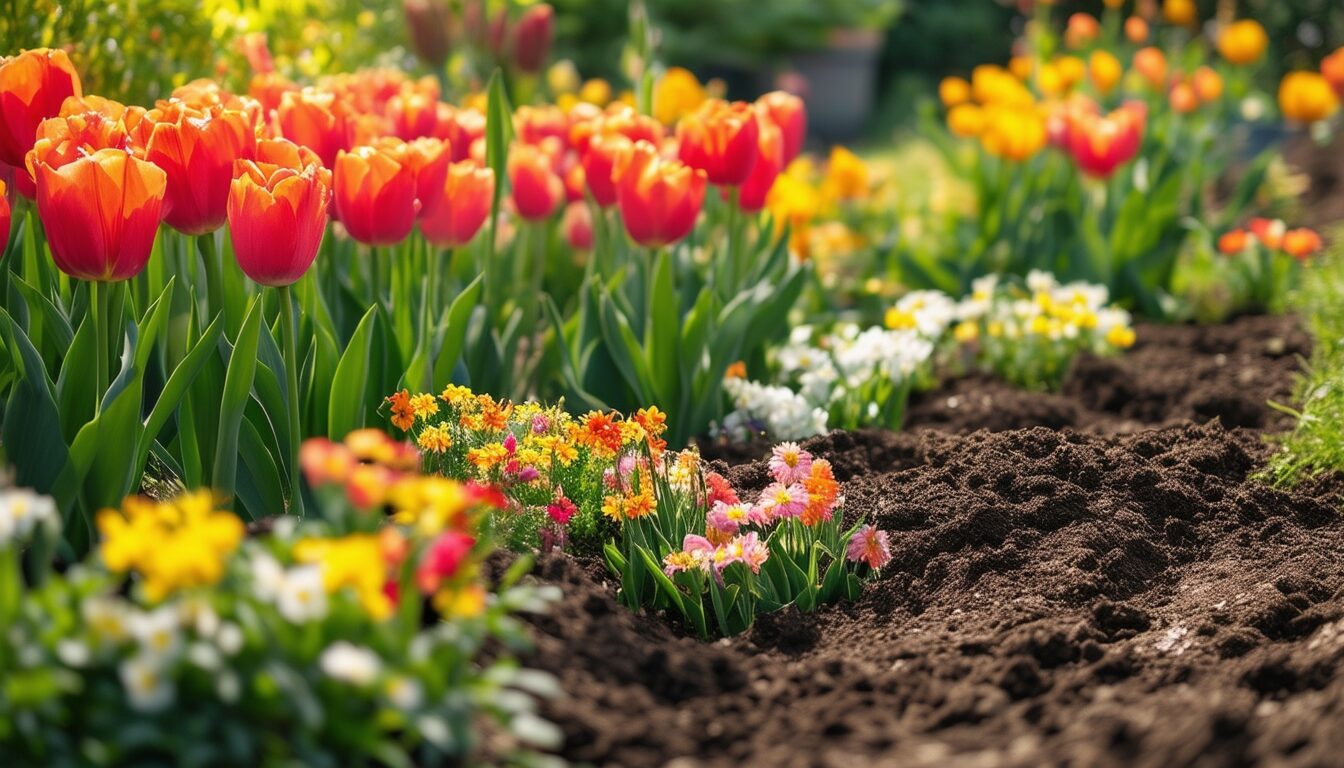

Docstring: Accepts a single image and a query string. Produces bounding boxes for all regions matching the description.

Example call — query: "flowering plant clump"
[387,385,669,553]
[0,435,562,766]
[604,442,889,638]
[951,271,1136,390]
[1214,218,1325,314]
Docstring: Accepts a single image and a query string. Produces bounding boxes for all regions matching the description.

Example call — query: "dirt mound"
[523,419,1344,767]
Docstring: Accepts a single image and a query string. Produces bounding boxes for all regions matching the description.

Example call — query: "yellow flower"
[822,146,869,202]
[1279,72,1340,124]
[980,104,1047,161]
[546,60,580,94]
[884,308,916,330]
[440,384,475,405]
[1089,50,1123,94]
[417,423,453,454]
[389,476,475,535]
[653,67,708,125]
[1106,325,1137,348]
[97,491,243,603]
[433,583,486,618]
[601,495,624,521]
[947,104,986,137]
[409,393,439,419]
[953,320,979,343]
[939,76,972,108]
[466,443,508,471]
[579,78,613,106]
[295,534,392,620]
[1163,0,1197,26]
[1217,20,1268,65]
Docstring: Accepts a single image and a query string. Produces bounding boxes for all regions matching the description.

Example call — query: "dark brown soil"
[521,314,1344,767]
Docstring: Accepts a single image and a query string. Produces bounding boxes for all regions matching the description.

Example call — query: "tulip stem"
[198,233,223,321]
[370,246,384,310]
[91,280,108,413]
[278,284,305,518]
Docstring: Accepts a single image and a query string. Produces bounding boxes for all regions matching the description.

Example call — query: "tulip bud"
[756,90,807,163]
[513,4,554,75]
[1124,16,1149,44]
[404,0,453,70]
[561,201,593,250]
[1191,66,1223,103]
[1089,51,1123,95]
[1283,228,1323,260]
[1133,47,1168,90]
[1217,229,1249,256]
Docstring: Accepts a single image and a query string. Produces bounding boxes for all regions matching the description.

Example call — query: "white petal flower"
[320,642,382,686]
[119,653,175,712]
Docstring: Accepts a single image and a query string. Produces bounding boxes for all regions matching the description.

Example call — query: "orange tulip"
[278,88,353,169]
[507,143,564,221]
[0,49,83,171]
[597,104,664,147]
[613,140,706,248]
[677,99,760,186]
[334,144,418,246]
[248,72,298,115]
[561,201,593,250]
[1134,48,1168,89]
[1089,50,1123,95]
[1125,16,1149,44]
[1162,0,1196,26]
[420,160,495,248]
[228,138,332,286]
[387,88,439,141]
[1065,13,1100,49]
[400,137,452,213]
[1282,228,1323,260]
[738,118,784,213]
[580,132,632,207]
[1192,67,1224,103]
[1168,81,1198,114]
[33,147,166,281]
[514,104,569,146]
[25,108,135,177]
[1324,48,1344,96]
[756,90,807,163]
[1217,229,1249,255]
[938,77,972,109]
[138,100,257,235]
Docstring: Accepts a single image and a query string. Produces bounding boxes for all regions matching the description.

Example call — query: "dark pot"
[789,28,883,142]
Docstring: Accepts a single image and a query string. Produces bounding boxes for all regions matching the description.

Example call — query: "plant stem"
[198,233,223,321]
[370,246,383,310]
[278,284,305,518]
[91,280,108,414]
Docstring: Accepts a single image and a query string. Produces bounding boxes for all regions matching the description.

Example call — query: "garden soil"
[519,314,1344,767]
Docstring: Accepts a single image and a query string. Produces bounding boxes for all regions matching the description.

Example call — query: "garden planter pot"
[790,27,884,141]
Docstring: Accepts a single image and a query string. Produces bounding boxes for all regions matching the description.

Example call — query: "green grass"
[1263,229,1344,496]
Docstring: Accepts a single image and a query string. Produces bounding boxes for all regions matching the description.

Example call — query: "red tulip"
[1217,229,1249,255]
[1249,217,1286,250]
[32,147,166,281]
[387,88,439,141]
[277,88,352,169]
[1067,102,1144,179]
[416,531,475,594]
[737,118,784,212]
[228,139,332,286]
[580,132,632,207]
[0,179,10,251]
[0,49,83,172]
[613,140,706,248]
[508,143,564,221]
[403,0,453,70]
[512,4,553,74]
[756,91,806,163]
[400,136,452,213]
[561,201,593,250]
[139,100,257,235]
[249,72,299,115]
[334,143,418,246]
[421,160,495,248]
[515,104,569,146]
[677,99,759,186]
[25,107,136,177]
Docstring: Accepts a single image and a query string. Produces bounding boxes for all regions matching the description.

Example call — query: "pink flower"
[546,496,577,525]
[758,482,808,520]
[846,525,891,570]
[530,414,551,434]
[503,432,518,454]
[737,532,769,574]
[516,466,540,483]
[683,534,715,554]
[769,442,813,485]
[711,538,744,571]
[707,501,755,536]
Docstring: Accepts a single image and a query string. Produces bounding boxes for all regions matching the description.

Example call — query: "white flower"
[320,642,382,686]
[276,564,328,623]
[56,639,90,667]
[385,675,424,711]
[128,606,182,660]
[187,642,222,672]
[83,597,131,644]
[215,622,244,656]
[0,488,57,545]
[894,290,958,337]
[249,553,286,602]
[721,379,829,442]
[1026,269,1058,293]
[119,653,175,712]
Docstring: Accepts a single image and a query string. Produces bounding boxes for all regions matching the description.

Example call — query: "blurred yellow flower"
[939,76,972,108]
[822,146,870,202]
[1279,71,1340,123]
[1089,50,1123,94]
[579,78,613,106]
[980,104,1047,161]
[97,492,244,603]
[948,104,986,137]
[1217,20,1269,66]
[653,67,709,125]
[1162,0,1197,26]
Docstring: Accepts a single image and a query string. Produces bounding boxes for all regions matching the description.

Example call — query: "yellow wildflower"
[417,423,453,454]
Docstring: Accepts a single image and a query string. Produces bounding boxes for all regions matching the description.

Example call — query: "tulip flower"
[561,201,593,250]
[938,77,971,108]
[738,119,784,213]
[227,141,332,287]
[0,48,83,173]
[1162,0,1196,26]
[1168,82,1198,114]
[1217,229,1249,256]
[677,99,760,187]
[1191,67,1224,103]
[1249,218,1286,250]
[403,0,453,70]
[1282,228,1323,260]
[512,4,554,74]
[1324,48,1344,97]
[1279,72,1340,124]
[580,132,632,207]
[277,88,352,169]
[948,104,986,138]
[1089,51,1122,95]
[387,88,439,140]
[1069,106,1144,178]
[334,143,419,246]
[401,136,452,213]
[1124,17,1149,44]
[507,143,564,221]
[756,91,807,163]
[1217,20,1269,66]
[613,140,707,248]
[1133,48,1168,90]
[420,160,495,248]
[1065,13,1100,49]
[980,104,1047,162]
[139,101,257,236]
[514,104,568,145]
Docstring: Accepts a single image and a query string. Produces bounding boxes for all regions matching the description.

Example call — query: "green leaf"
[133,314,224,487]
[327,304,380,439]
[213,298,264,506]
[0,308,72,510]
[430,274,483,389]
[646,251,680,407]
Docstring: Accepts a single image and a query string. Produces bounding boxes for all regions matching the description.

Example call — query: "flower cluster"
[1215,218,1325,313]
[952,272,1136,390]
[387,385,668,551]
[607,442,888,637]
[0,456,560,765]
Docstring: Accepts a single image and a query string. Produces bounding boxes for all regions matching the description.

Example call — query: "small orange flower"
[1217,20,1269,66]
[1323,48,1344,96]
[1279,72,1340,124]
[387,389,417,431]
[677,99,760,186]
[1089,51,1123,95]
[801,459,839,527]
[1133,47,1168,90]
[577,411,625,456]
[1192,67,1224,103]
[1282,228,1323,260]
[1124,16,1149,44]
[387,87,439,141]
[938,77,972,109]
[1065,13,1100,49]
[724,361,747,380]
[1217,229,1249,255]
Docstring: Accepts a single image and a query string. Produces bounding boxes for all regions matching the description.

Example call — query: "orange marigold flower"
[466,443,508,471]
[725,361,747,380]
[578,411,625,456]
[623,490,657,520]
[387,389,416,431]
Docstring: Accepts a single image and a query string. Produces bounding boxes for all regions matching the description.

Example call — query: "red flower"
[562,201,593,250]
[416,530,476,594]
[139,100,258,235]
[1067,102,1144,179]
[755,90,806,163]
[227,138,332,286]
[420,159,495,248]
[1217,229,1249,256]
[580,132,632,207]
[614,140,706,248]
[546,496,577,525]
[512,4,553,74]
[737,117,784,212]
[32,148,166,282]
[0,48,83,171]
[677,99,759,186]
[1249,217,1286,250]
[508,143,564,221]
[0,179,10,250]
[334,143,418,245]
